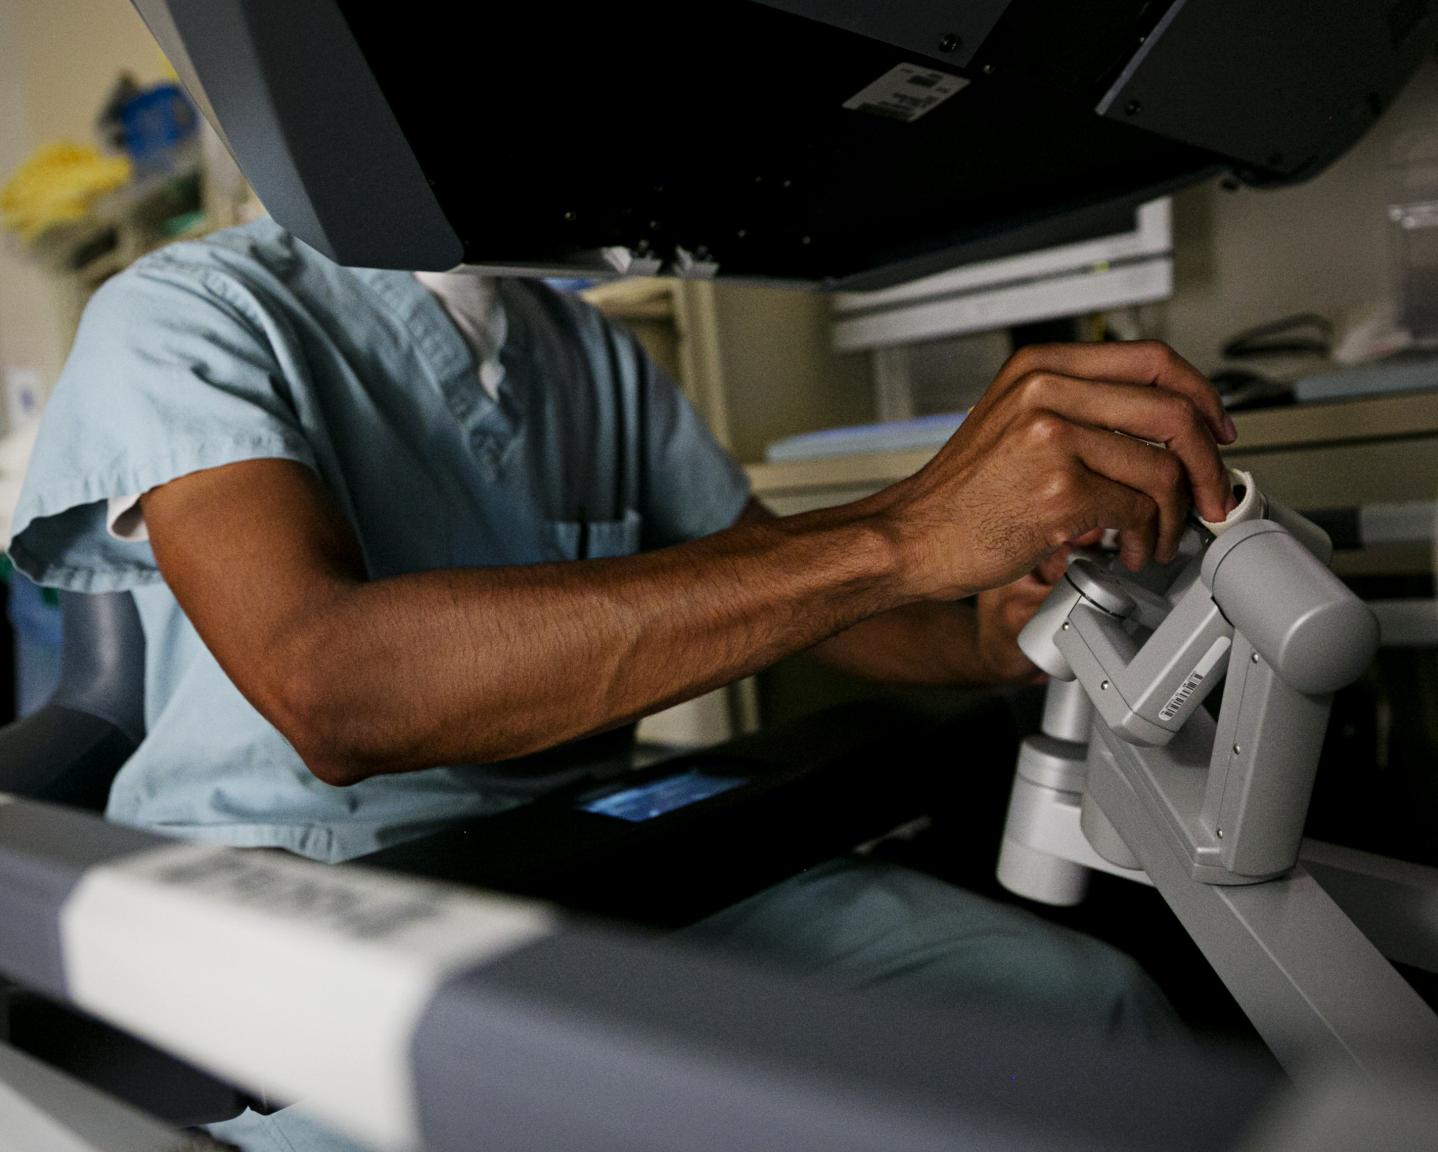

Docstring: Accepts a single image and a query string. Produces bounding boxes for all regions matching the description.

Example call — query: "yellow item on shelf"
[0,142,133,242]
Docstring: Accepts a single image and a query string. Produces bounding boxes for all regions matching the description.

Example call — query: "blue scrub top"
[9,219,750,862]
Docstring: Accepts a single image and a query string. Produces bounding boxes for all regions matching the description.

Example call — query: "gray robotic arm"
[1008,483,1378,894]
[1023,499,1377,886]
[997,475,1438,1078]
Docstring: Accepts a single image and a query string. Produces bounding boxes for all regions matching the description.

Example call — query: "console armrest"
[0,705,137,812]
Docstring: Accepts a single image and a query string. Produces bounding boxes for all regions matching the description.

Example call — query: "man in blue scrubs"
[11,217,1234,1151]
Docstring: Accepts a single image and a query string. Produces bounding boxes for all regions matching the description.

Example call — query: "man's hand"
[975,530,1109,684]
[974,574,1052,684]
[873,341,1236,601]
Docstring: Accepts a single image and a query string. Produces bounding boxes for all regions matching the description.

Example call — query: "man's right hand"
[874,341,1237,601]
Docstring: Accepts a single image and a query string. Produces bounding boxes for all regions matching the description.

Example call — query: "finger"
[1041,529,1109,579]
[1006,591,1047,635]
[1068,469,1160,572]
[1035,548,1071,585]
[1003,341,1235,446]
[979,575,1050,617]
[980,576,1051,637]
[1011,373,1233,523]
[1065,424,1188,563]
[1006,573,1055,608]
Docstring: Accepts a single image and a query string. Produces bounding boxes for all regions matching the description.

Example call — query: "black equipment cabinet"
[362,695,1020,928]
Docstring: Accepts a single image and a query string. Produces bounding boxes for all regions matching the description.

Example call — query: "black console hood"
[134,1,1434,288]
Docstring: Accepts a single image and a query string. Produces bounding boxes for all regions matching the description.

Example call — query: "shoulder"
[82,217,313,341]
[133,214,308,281]
[113,216,296,286]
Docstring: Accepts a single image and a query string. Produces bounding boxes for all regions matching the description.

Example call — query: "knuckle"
[1003,345,1037,376]
[1039,466,1080,508]
[1015,370,1057,409]
[1138,339,1178,370]
[1004,343,1058,380]
[1046,522,1077,551]
[1023,409,1068,448]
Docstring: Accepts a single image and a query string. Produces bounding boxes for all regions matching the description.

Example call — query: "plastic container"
[1389,131,1438,347]
[3,563,63,717]
[118,83,198,173]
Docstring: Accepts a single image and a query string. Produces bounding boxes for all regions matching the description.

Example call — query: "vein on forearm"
[284,506,904,777]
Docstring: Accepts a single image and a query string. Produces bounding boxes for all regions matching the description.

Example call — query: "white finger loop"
[1199,468,1265,536]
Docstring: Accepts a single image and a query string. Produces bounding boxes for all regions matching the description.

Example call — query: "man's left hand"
[975,573,1053,684]
[974,534,1102,684]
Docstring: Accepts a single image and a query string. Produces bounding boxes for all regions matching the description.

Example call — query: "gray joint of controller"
[1023,506,1378,887]
[1007,502,1438,1080]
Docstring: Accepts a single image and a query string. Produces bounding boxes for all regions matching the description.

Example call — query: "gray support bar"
[1301,839,1438,975]
[411,928,1270,1152]
[1040,677,1093,745]
[0,800,163,998]
[1357,501,1438,548]
[1087,752,1438,1082]
[1237,1065,1438,1152]
[1367,600,1438,648]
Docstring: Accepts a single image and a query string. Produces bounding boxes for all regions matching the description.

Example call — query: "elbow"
[296,744,370,789]
[263,647,571,785]
[268,660,381,788]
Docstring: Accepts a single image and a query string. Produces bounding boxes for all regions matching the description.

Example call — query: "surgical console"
[2,2,1437,1149]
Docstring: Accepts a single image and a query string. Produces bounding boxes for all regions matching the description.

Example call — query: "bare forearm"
[731,501,995,688]
[809,601,993,686]
[278,502,909,782]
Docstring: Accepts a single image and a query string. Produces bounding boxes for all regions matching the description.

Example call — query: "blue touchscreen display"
[579,770,746,822]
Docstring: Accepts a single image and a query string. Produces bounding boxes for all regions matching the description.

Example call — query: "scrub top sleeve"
[8,261,317,593]
[634,336,751,548]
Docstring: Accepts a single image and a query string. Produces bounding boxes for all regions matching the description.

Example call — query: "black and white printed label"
[1159,636,1233,723]
[59,843,554,1150]
[843,64,969,122]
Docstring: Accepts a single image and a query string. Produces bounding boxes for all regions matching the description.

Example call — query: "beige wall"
[0,0,56,417]
[14,0,169,146]
[0,0,169,421]
[710,283,874,464]
[1151,57,1438,372]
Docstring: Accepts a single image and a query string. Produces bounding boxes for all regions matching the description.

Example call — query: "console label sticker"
[843,64,968,122]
